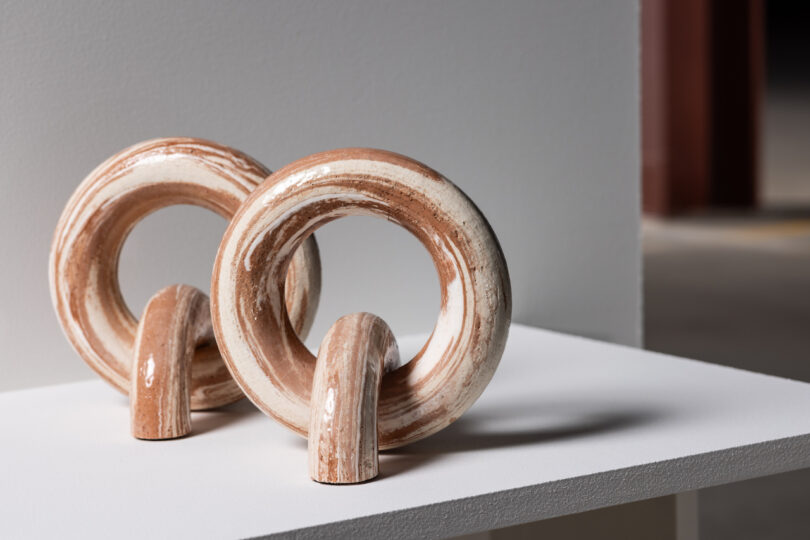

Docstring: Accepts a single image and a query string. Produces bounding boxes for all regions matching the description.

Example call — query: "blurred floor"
[644,212,810,539]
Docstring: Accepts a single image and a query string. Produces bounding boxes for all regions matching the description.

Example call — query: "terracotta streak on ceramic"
[308,313,399,483]
[49,137,321,411]
[130,285,213,439]
[212,148,512,450]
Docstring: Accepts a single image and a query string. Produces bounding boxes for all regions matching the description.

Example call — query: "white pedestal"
[3,325,810,538]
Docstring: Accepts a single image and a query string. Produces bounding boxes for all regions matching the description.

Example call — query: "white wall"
[0,0,640,391]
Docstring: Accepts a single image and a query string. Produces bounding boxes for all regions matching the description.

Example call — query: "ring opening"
[303,215,439,367]
[119,204,228,319]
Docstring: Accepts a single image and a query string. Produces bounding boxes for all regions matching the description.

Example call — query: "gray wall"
[0,0,640,391]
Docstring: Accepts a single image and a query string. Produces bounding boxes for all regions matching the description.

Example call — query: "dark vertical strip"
[709,0,763,207]
[642,0,670,215]
[666,0,713,213]
[642,0,763,216]
[642,0,712,216]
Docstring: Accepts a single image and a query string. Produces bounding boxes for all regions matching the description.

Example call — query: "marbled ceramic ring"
[49,138,321,414]
[212,148,511,450]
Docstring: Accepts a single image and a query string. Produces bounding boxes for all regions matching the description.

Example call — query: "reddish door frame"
[642,0,763,216]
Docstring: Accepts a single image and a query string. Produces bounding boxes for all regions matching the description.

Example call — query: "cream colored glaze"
[308,313,399,483]
[49,137,321,411]
[131,285,212,439]
[212,148,511,450]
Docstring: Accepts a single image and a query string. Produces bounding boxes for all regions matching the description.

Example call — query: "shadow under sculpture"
[212,148,512,483]
[49,138,321,440]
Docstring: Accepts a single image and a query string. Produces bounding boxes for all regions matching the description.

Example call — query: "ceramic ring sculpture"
[212,148,511,483]
[49,138,321,439]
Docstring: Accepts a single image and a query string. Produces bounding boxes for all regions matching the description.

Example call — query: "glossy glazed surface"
[130,285,212,439]
[212,148,511,449]
[308,313,398,483]
[50,137,321,409]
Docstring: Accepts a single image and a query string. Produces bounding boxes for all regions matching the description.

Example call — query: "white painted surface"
[3,324,810,539]
[0,0,640,391]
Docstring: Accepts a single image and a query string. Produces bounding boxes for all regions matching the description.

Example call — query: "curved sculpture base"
[130,285,213,440]
[308,313,399,483]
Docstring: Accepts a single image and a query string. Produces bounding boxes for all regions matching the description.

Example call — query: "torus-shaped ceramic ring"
[50,138,321,410]
[212,148,511,449]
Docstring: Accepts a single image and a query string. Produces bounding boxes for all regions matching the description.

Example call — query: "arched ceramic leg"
[308,313,399,483]
[130,285,214,440]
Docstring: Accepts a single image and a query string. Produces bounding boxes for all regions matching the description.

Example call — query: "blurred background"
[642,1,810,538]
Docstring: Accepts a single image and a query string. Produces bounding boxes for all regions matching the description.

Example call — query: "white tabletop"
[3,324,810,539]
